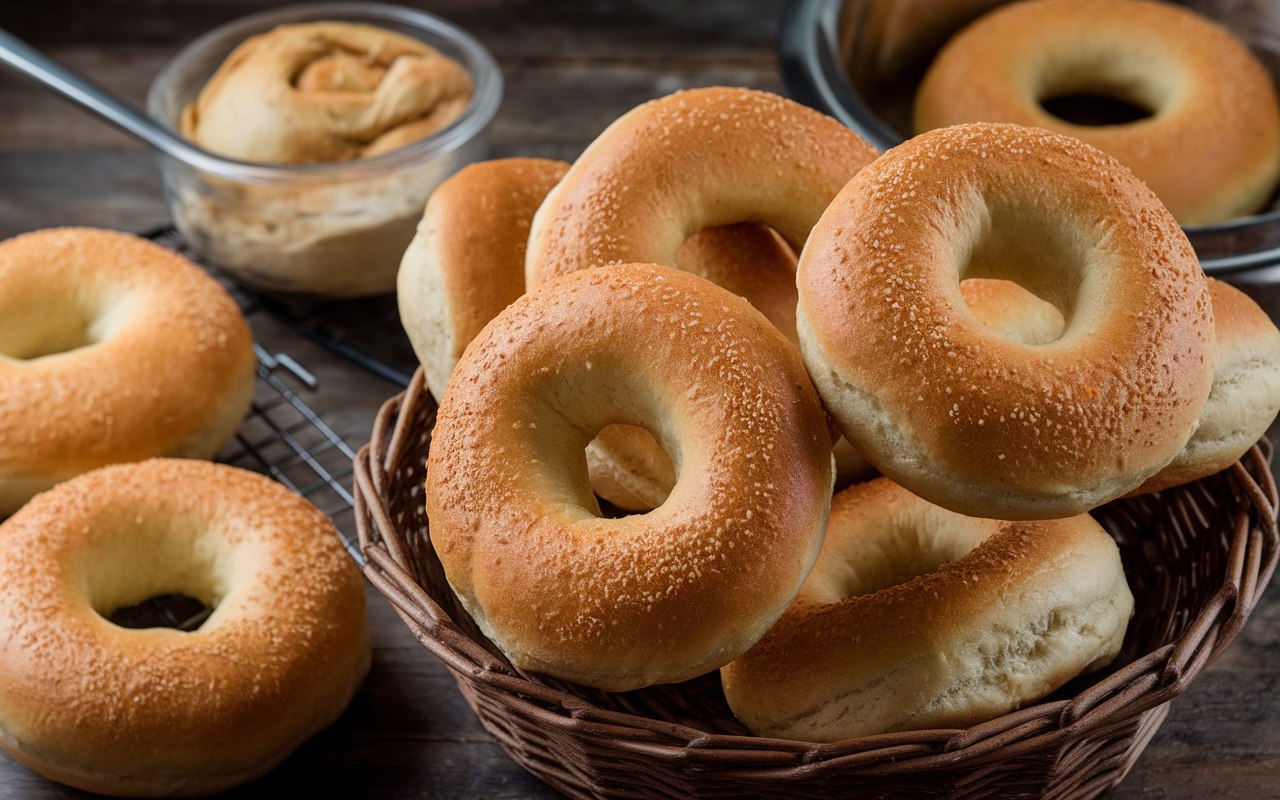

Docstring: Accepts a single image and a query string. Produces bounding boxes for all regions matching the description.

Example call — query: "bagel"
[960,277,1280,494]
[914,0,1280,225]
[425,264,834,691]
[721,478,1132,742]
[525,86,880,289]
[796,123,1216,520]
[0,459,370,796]
[0,228,256,517]
[182,21,474,164]
[398,157,868,510]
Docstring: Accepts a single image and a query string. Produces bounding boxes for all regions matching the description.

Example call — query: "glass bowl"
[779,0,1280,313]
[146,2,502,297]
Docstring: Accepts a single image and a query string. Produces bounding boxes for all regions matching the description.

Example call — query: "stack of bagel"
[400,82,1280,743]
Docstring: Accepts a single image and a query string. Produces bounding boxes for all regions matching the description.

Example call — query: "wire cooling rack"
[142,226,417,388]
[112,228,380,632]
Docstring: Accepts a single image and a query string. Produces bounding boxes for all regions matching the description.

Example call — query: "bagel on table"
[425,264,834,691]
[797,123,1216,520]
[721,477,1132,742]
[0,228,255,517]
[0,459,370,796]
[914,0,1280,225]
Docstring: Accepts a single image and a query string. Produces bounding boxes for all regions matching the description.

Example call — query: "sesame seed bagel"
[398,157,860,511]
[425,264,834,691]
[721,478,1132,742]
[524,86,880,289]
[913,0,1280,226]
[0,459,370,796]
[796,124,1216,520]
[960,277,1280,494]
[0,228,256,518]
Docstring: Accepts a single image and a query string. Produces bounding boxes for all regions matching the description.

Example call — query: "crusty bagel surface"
[796,123,1215,520]
[721,478,1132,742]
[914,0,1280,225]
[960,277,1280,495]
[0,228,256,517]
[425,264,834,691]
[525,86,879,288]
[0,459,370,797]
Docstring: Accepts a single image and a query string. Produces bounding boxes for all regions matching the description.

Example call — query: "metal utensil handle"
[0,26,207,164]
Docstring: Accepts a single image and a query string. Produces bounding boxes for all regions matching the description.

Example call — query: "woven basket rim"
[354,367,1280,775]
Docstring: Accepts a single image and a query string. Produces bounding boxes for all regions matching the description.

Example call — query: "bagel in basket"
[722,478,1132,742]
[425,264,834,691]
[797,123,1216,520]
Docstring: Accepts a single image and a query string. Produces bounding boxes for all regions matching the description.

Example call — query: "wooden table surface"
[0,1,1277,797]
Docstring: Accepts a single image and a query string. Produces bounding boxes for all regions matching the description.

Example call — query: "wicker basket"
[353,368,1279,800]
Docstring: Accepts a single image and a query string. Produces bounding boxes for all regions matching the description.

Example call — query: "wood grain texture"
[0,1,1275,797]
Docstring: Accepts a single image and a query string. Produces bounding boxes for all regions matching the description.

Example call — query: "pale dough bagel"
[182,22,473,164]
[797,124,1216,520]
[960,278,1280,495]
[425,264,834,691]
[0,228,256,518]
[721,478,1132,742]
[0,459,370,797]
[524,86,880,289]
[914,0,1280,226]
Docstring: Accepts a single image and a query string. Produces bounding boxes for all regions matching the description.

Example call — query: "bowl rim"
[776,0,1280,274]
[144,1,503,185]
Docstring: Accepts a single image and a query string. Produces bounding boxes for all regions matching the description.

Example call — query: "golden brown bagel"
[721,478,1132,742]
[914,0,1280,226]
[425,264,834,691]
[397,157,865,510]
[797,124,1216,520]
[524,86,880,288]
[0,228,256,517]
[182,22,473,164]
[0,459,370,796]
[960,278,1280,494]
[399,158,572,401]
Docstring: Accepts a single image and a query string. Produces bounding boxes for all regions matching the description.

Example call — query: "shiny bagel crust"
[525,86,880,288]
[721,478,1132,741]
[913,0,1280,225]
[425,264,834,691]
[0,228,256,517]
[796,124,1215,519]
[399,158,572,402]
[0,459,370,796]
[961,277,1280,494]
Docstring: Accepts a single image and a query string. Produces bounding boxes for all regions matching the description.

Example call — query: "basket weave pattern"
[354,369,1279,800]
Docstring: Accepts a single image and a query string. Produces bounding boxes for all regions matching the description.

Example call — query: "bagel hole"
[674,223,800,343]
[585,424,676,517]
[0,289,121,361]
[1040,93,1153,126]
[84,511,234,633]
[959,279,1066,346]
[957,194,1114,342]
[108,594,212,632]
[833,519,984,600]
